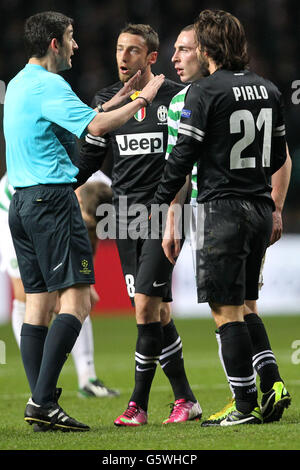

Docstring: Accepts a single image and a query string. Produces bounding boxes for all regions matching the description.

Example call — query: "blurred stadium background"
[0,0,300,320]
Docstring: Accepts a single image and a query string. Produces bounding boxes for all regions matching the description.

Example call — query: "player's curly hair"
[194,9,249,70]
[24,11,73,58]
[120,23,159,53]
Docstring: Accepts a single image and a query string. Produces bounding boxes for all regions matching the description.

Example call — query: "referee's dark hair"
[24,11,74,58]
[120,23,159,53]
[194,9,249,70]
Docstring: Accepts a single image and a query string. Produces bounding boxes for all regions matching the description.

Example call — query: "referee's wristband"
[137,96,150,107]
[97,103,105,112]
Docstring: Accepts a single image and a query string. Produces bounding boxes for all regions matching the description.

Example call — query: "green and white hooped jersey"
[0,173,15,212]
[166,85,197,202]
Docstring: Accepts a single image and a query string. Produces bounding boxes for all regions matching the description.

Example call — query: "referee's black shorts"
[194,198,273,305]
[9,184,95,293]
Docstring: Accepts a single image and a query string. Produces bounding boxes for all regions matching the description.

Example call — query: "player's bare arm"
[88,74,164,136]
[270,144,292,245]
[162,176,190,265]
[99,70,142,111]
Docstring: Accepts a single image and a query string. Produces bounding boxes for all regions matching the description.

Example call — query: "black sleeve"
[271,93,287,174]
[152,84,207,205]
[152,138,199,205]
[73,140,109,189]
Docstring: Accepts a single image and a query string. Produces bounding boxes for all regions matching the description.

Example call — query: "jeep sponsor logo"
[116,132,164,155]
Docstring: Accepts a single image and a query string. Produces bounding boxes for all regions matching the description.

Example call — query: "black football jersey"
[79,79,183,205]
[153,69,287,206]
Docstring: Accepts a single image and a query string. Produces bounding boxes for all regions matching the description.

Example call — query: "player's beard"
[119,73,131,84]
[57,48,73,72]
[119,65,147,86]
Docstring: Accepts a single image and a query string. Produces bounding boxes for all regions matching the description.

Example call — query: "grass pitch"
[0,314,299,452]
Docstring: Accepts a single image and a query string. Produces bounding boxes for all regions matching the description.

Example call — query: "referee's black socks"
[32,314,82,407]
[20,323,48,394]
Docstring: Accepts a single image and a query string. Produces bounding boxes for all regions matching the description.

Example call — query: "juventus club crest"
[157,105,168,122]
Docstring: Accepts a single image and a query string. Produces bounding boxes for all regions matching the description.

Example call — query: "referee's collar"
[25,63,47,72]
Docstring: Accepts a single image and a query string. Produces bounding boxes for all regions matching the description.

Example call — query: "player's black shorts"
[115,213,174,305]
[9,184,95,293]
[195,198,273,305]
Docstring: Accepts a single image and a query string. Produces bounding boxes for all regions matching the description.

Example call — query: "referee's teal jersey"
[3,64,97,188]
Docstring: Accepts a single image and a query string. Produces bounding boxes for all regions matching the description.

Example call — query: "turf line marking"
[1,380,299,400]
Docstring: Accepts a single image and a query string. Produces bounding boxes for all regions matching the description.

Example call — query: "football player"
[153,10,291,426]
[79,23,201,426]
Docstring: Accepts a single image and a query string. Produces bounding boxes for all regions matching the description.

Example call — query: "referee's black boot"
[32,388,62,432]
[24,395,90,432]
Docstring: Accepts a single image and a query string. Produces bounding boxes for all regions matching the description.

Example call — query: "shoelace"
[167,401,187,419]
[123,405,139,419]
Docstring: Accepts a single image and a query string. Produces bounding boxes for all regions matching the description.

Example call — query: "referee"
[3,11,163,432]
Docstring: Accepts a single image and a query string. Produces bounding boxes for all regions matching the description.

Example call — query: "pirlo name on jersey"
[232,84,268,102]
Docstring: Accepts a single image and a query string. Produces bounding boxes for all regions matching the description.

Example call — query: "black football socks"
[160,320,196,403]
[32,314,82,406]
[244,313,282,393]
[219,321,258,414]
[130,322,163,411]
[20,323,48,394]
[215,328,235,398]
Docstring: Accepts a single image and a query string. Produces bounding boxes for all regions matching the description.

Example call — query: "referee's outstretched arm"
[87,74,164,137]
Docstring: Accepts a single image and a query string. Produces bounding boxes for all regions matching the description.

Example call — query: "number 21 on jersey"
[230,108,272,170]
